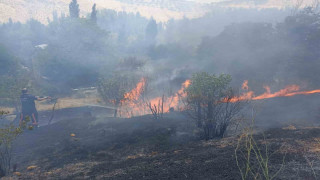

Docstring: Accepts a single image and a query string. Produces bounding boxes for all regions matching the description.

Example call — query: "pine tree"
[69,0,80,18]
[91,4,97,23]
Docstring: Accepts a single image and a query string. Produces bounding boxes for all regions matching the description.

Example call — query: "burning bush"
[185,72,243,140]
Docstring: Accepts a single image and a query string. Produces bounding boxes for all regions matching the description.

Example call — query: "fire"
[229,81,320,102]
[167,79,191,110]
[253,85,300,100]
[242,80,249,91]
[121,78,191,117]
[119,78,320,116]
[121,78,147,116]
[123,78,146,102]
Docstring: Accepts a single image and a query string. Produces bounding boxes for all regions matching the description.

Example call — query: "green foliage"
[0,111,7,118]
[34,49,98,90]
[0,75,28,107]
[186,72,232,101]
[97,9,148,44]
[0,19,47,61]
[0,111,28,177]
[0,44,30,108]
[235,118,285,180]
[48,18,109,55]
[185,72,242,139]
[33,17,111,92]
[0,44,18,75]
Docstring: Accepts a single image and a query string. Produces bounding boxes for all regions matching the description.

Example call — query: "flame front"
[229,81,320,102]
[121,79,320,116]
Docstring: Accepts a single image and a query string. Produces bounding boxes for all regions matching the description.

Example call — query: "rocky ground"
[2,107,320,179]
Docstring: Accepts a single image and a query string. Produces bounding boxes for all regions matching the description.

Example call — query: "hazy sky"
[0,0,316,24]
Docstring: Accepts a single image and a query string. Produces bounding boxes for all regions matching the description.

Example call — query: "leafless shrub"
[235,112,286,180]
[146,95,164,120]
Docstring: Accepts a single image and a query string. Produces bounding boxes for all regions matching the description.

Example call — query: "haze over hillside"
[0,0,316,24]
[0,0,206,24]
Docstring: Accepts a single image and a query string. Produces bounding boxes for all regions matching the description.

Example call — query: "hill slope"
[0,0,207,24]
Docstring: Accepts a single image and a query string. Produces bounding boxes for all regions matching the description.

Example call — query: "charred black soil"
[4,107,320,180]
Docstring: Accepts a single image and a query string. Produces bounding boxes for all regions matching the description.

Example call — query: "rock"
[14,172,22,176]
[27,165,37,171]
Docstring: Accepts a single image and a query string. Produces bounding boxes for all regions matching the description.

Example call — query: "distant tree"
[61,12,66,19]
[0,44,17,76]
[116,56,146,72]
[185,72,243,140]
[91,4,97,23]
[118,24,127,44]
[275,7,320,87]
[52,11,59,22]
[145,17,158,43]
[69,0,80,18]
[8,18,12,25]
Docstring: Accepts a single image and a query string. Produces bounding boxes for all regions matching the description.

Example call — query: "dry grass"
[1,97,102,115]
[36,97,101,111]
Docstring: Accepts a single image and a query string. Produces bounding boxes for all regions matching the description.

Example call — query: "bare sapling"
[146,95,164,120]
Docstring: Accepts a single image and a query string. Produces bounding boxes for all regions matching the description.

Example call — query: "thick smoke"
[1,1,320,128]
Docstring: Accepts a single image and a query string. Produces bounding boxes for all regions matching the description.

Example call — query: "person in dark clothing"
[20,88,50,126]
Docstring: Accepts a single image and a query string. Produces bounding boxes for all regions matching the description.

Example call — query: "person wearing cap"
[20,88,50,126]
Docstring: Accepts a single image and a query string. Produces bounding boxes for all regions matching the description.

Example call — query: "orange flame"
[242,80,249,90]
[229,81,320,102]
[121,78,147,117]
[121,79,191,117]
[167,80,191,110]
[123,78,146,102]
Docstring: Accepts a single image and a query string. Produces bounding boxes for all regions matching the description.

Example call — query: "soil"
[2,106,320,180]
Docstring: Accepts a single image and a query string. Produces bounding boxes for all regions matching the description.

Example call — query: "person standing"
[20,88,50,126]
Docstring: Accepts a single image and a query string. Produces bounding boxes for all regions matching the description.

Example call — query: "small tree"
[0,111,27,177]
[145,17,158,44]
[91,4,97,23]
[69,0,80,18]
[97,75,127,118]
[185,72,243,140]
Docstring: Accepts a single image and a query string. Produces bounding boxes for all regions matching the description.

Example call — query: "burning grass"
[119,78,190,117]
[229,80,320,102]
[118,77,320,119]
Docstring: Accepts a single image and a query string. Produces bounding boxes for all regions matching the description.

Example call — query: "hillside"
[0,0,207,24]
[0,0,313,24]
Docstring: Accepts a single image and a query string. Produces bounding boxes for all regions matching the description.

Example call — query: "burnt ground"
[3,107,320,179]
